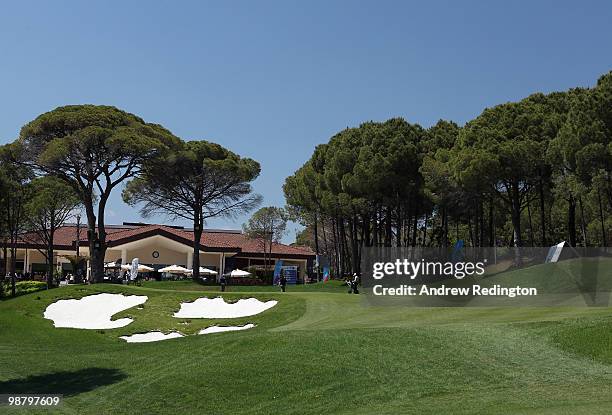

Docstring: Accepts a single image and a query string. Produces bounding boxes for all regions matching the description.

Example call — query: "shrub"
[0,280,47,299]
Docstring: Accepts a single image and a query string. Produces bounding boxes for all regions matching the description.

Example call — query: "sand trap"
[174,297,277,318]
[44,293,148,329]
[198,324,255,335]
[120,331,184,343]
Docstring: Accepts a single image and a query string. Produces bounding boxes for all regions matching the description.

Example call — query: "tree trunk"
[339,218,349,276]
[313,212,320,281]
[422,212,428,247]
[192,216,203,281]
[10,244,16,296]
[84,198,102,283]
[349,214,359,275]
[47,246,54,289]
[598,190,607,247]
[539,177,547,246]
[443,207,449,248]
[455,217,459,242]
[411,203,418,247]
[321,217,330,262]
[396,204,402,247]
[467,214,474,247]
[488,199,495,247]
[331,216,340,277]
[509,183,523,247]
[578,196,588,247]
[384,206,392,247]
[372,208,378,247]
[2,243,7,278]
[568,195,577,247]
[526,198,535,247]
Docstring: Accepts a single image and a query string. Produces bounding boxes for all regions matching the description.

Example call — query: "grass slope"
[1,281,612,414]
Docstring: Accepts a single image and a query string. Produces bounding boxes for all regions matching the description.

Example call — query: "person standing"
[279,273,287,292]
[219,274,227,292]
[351,273,359,294]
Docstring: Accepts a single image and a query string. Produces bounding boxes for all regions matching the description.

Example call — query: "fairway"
[1,282,612,414]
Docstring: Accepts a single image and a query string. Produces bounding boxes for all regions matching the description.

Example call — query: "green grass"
[1,280,612,414]
[141,279,349,292]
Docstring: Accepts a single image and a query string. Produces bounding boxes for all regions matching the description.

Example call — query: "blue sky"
[1,1,611,242]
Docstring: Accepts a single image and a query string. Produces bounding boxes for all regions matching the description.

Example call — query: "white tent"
[188,267,218,275]
[158,264,190,274]
[229,269,251,277]
[120,264,155,272]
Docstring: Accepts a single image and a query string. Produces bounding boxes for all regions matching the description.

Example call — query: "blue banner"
[273,260,283,285]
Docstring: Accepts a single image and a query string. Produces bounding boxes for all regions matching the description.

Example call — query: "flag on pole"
[130,258,139,281]
[273,260,283,285]
[322,266,330,282]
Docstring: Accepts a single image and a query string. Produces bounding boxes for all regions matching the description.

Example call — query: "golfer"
[279,273,287,292]
[351,273,359,294]
[219,274,227,292]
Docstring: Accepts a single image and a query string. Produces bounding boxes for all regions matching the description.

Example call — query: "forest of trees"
[284,71,612,277]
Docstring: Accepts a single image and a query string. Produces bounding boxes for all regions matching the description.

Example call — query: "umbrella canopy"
[104,261,121,269]
[188,267,218,275]
[120,264,155,272]
[158,264,190,274]
[229,269,251,277]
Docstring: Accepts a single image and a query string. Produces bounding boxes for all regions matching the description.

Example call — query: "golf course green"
[1,280,612,414]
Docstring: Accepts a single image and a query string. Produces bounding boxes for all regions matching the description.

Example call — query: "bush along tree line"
[0,105,261,291]
[284,71,612,278]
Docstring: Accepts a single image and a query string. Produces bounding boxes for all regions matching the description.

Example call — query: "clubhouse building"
[1,222,315,281]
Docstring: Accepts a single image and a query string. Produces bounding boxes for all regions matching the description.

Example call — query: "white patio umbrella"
[104,261,121,269]
[188,267,218,275]
[229,269,251,277]
[120,264,155,272]
[158,264,190,274]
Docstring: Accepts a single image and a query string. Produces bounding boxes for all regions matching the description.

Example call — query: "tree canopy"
[18,105,181,281]
[123,139,261,279]
[285,71,612,277]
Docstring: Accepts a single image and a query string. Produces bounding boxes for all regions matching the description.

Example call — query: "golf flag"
[130,258,139,281]
[545,241,566,263]
[322,266,330,282]
[273,260,283,285]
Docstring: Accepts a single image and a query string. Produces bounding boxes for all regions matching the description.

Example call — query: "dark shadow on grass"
[0,368,127,396]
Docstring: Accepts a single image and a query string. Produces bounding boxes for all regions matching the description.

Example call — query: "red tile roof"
[17,224,314,258]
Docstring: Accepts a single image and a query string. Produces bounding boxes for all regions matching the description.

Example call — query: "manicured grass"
[1,282,612,414]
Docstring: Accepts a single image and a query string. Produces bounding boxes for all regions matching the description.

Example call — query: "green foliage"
[0,280,46,298]
[243,206,288,242]
[23,177,82,286]
[243,206,288,271]
[17,105,181,282]
[123,139,261,222]
[123,139,261,279]
[286,72,612,276]
[25,176,81,219]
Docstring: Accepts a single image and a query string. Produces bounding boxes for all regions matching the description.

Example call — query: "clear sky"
[1,1,611,242]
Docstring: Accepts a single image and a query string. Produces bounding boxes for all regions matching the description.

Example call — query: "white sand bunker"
[120,331,184,343]
[44,293,148,329]
[199,324,255,335]
[174,297,277,318]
